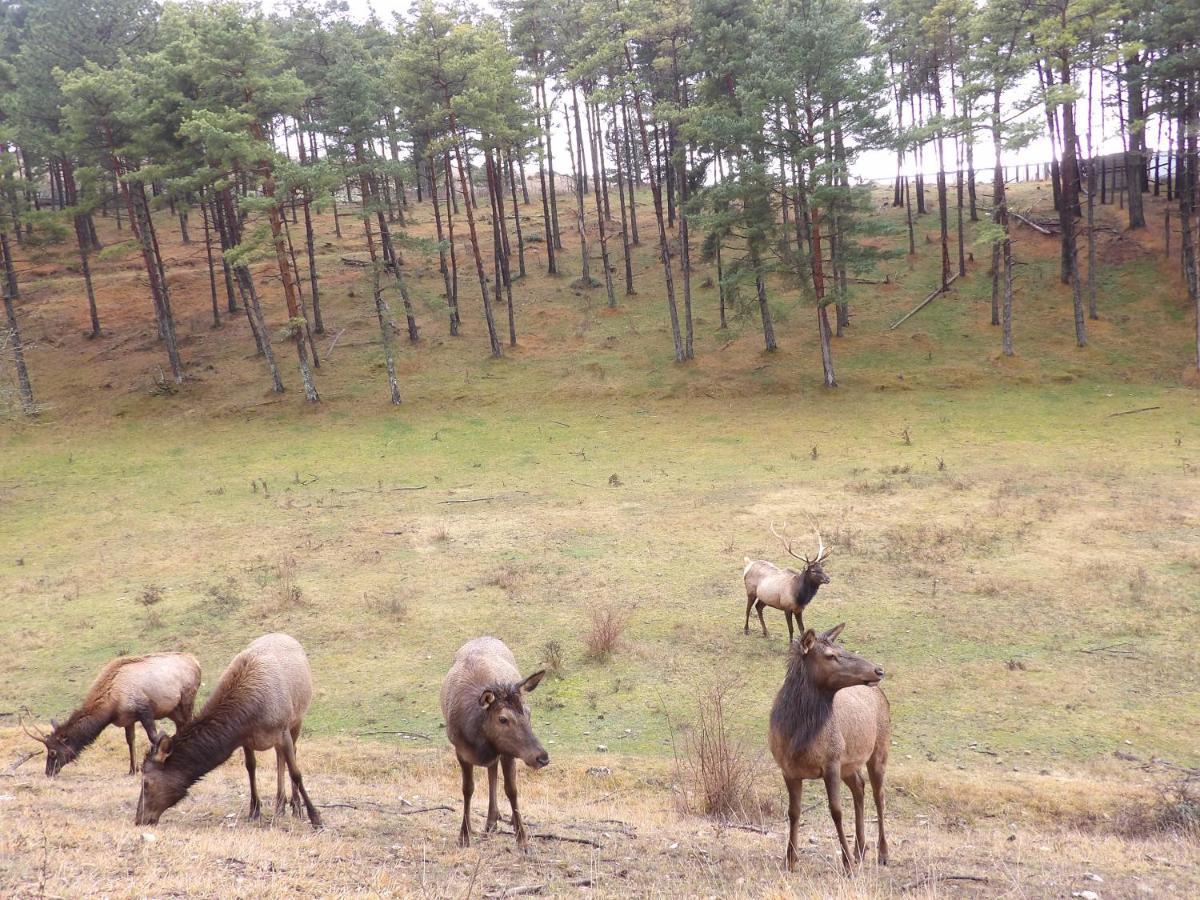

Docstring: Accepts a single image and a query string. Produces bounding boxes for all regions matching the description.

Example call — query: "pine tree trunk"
[62,160,101,338]
[539,78,563,251]
[448,114,502,358]
[359,194,402,406]
[569,88,592,286]
[1125,50,1146,229]
[534,81,558,274]
[671,66,694,358]
[428,151,457,334]
[624,45,683,362]
[2,274,35,415]
[585,93,617,309]
[201,199,221,328]
[610,103,635,295]
[294,122,324,334]
[755,270,777,352]
[1056,53,1087,347]
[904,175,915,255]
[486,151,517,348]
[506,150,526,279]
[443,153,461,332]
[621,95,640,245]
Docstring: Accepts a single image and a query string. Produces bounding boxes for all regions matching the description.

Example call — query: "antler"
[806,516,830,564]
[18,706,47,745]
[770,522,811,565]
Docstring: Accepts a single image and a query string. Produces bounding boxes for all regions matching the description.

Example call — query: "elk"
[135,633,322,829]
[21,652,200,777]
[743,523,831,642]
[768,624,890,873]
[441,636,549,851]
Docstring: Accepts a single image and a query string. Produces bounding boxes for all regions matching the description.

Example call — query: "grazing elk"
[743,523,831,642]
[768,624,890,873]
[441,637,549,851]
[21,652,200,777]
[135,632,322,829]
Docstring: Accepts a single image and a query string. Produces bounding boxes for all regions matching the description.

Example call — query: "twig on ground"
[1107,406,1161,418]
[4,751,38,775]
[901,873,990,892]
[355,730,432,740]
[398,804,454,816]
[325,327,347,357]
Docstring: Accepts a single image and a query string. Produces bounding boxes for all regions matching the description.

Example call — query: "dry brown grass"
[1,730,1197,898]
[678,680,766,821]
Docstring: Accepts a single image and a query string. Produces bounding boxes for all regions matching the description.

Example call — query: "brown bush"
[680,681,762,820]
[582,604,628,662]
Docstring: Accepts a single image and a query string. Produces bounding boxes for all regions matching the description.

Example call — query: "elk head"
[799,624,885,692]
[19,709,73,778]
[770,521,831,589]
[135,734,186,825]
[478,671,550,769]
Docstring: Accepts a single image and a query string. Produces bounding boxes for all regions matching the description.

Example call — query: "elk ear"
[478,690,497,710]
[821,623,846,643]
[151,734,173,762]
[800,630,818,654]
[519,670,546,694]
[50,718,59,732]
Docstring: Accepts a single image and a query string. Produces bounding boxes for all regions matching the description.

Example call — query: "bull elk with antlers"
[742,523,831,642]
[21,652,201,777]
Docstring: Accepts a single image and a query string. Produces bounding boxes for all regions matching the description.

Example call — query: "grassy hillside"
[1,180,1198,896]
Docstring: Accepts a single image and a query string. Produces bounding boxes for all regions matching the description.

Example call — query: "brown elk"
[135,633,322,829]
[743,523,831,642]
[441,637,549,851]
[769,624,890,873]
[21,652,200,777]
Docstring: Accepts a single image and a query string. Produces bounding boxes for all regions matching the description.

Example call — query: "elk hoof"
[458,829,472,848]
[485,817,499,833]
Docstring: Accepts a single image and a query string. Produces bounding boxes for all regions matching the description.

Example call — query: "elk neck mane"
[54,655,151,750]
[770,643,834,755]
[165,656,266,783]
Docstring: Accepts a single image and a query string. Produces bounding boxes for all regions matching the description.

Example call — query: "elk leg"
[744,593,756,635]
[756,601,768,637]
[274,746,288,817]
[243,745,261,820]
[785,776,804,872]
[288,723,303,817]
[125,725,137,775]
[136,710,159,774]
[843,771,867,862]
[484,761,500,832]
[279,728,322,830]
[823,767,853,872]
[868,752,889,865]
[457,755,474,847]
[501,755,529,852]
[785,610,794,643]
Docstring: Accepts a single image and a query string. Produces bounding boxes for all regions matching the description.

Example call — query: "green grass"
[3,383,1198,768]
[2,180,1198,784]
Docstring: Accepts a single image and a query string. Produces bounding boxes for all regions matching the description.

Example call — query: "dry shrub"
[679,680,763,821]
[583,604,628,662]
[139,584,164,607]
[540,639,565,676]
[1114,772,1200,840]
[366,592,409,621]
[274,555,305,609]
[484,563,522,594]
[431,522,449,543]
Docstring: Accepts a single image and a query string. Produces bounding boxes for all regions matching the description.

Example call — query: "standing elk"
[135,632,322,829]
[21,652,200,777]
[768,623,890,872]
[743,523,831,642]
[441,636,549,851]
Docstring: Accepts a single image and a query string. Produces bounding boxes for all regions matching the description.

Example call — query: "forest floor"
[1,178,1198,896]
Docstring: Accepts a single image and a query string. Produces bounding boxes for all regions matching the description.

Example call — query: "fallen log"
[889,272,960,330]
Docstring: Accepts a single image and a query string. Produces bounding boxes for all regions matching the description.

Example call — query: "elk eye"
[499,716,510,725]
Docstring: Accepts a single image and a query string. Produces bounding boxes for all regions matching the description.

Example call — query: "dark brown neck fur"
[162,659,261,790]
[770,646,834,756]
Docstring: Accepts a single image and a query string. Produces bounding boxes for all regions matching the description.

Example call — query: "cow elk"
[135,632,322,829]
[743,523,831,642]
[21,652,200,777]
[441,637,549,851]
[768,624,890,872]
